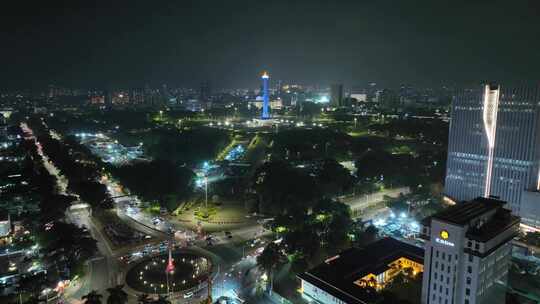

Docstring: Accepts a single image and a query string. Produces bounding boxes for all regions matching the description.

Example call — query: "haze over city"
[2,0,540,89]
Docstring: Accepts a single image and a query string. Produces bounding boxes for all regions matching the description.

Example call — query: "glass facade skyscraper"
[445,84,540,227]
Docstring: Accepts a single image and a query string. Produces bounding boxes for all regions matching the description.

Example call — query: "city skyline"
[3,2,540,304]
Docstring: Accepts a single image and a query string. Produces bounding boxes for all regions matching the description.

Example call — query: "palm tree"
[106,285,128,304]
[151,295,171,304]
[137,293,151,304]
[17,273,44,300]
[82,290,103,304]
[256,242,283,295]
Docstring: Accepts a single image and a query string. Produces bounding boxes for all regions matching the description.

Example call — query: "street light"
[204,175,208,209]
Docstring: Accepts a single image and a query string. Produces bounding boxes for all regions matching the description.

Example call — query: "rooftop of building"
[466,207,519,242]
[298,237,424,304]
[0,211,8,222]
[421,197,520,242]
[421,197,506,226]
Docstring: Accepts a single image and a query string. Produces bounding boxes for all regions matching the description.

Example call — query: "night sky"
[1,0,540,90]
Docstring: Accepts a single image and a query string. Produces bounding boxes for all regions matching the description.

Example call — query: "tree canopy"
[111,160,194,211]
[253,161,318,215]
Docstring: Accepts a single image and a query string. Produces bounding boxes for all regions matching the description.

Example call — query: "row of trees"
[81,286,175,304]
[252,159,353,214]
[110,160,194,211]
[355,148,445,193]
[143,127,229,165]
[9,137,98,303]
[269,128,351,161]
[27,117,112,208]
[368,118,449,145]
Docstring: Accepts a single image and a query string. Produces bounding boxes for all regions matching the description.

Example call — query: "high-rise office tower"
[330,84,344,107]
[380,88,399,111]
[199,81,211,102]
[104,89,113,108]
[367,82,377,102]
[445,84,540,227]
[420,197,519,304]
[276,79,283,98]
[261,71,270,119]
[130,88,145,105]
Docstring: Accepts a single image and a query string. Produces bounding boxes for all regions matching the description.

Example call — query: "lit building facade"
[420,197,519,304]
[0,213,10,237]
[298,238,424,304]
[444,84,540,227]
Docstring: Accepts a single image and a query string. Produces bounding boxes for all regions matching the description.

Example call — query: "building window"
[435,261,439,269]
[436,251,439,258]
[469,254,473,262]
[467,277,471,285]
[475,243,480,250]
[465,300,469,304]
[442,252,446,260]
[446,288,449,295]
[434,283,437,290]
[447,265,451,273]
[446,277,450,284]
[435,273,438,280]
[468,241,472,248]
[466,288,470,296]
[468,266,472,273]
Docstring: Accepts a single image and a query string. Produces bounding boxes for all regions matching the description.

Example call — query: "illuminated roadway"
[23,123,270,303]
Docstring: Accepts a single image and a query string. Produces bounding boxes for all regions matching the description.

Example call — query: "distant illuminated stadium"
[75,132,146,165]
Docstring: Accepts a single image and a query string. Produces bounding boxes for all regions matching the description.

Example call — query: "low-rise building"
[298,237,424,304]
[0,212,11,238]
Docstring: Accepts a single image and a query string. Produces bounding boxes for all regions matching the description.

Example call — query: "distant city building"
[249,98,283,110]
[276,79,283,97]
[366,82,378,102]
[104,89,113,108]
[0,212,11,237]
[398,83,417,105]
[420,197,518,304]
[298,238,424,304]
[330,84,344,107]
[350,93,367,102]
[47,84,74,98]
[379,89,399,110]
[444,84,540,228]
[130,88,145,105]
[112,91,130,105]
[199,81,211,102]
[89,92,105,105]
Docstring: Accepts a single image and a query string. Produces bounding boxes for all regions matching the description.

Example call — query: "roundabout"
[125,251,212,295]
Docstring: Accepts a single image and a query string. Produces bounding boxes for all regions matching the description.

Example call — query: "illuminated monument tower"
[261,71,270,119]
